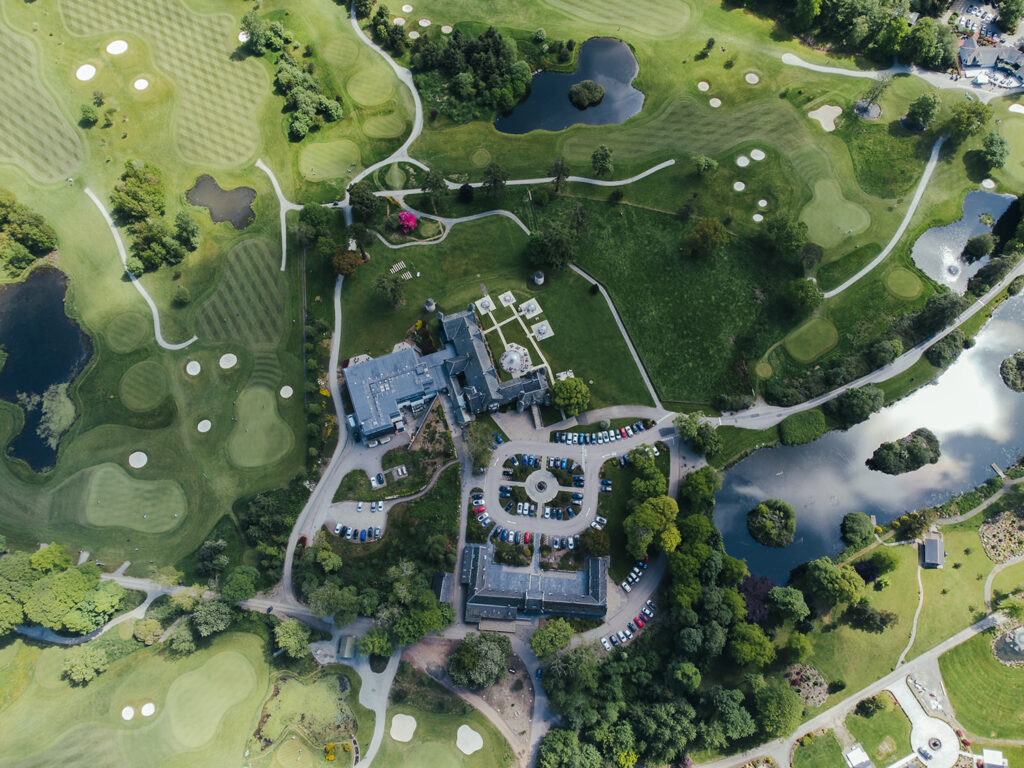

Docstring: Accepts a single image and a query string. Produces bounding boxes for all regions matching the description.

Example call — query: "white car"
[334,523,343,535]
[601,637,612,651]
[357,501,363,512]
[595,515,608,526]
[516,502,524,515]
[621,581,631,593]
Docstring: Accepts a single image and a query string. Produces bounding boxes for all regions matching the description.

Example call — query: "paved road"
[84,187,198,351]
[822,136,947,298]
[371,205,532,250]
[344,651,402,768]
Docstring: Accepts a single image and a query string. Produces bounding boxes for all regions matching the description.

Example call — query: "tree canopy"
[746,499,796,548]
[531,618,574,661]
[865,428,941,475]
[552,377,590,416]
[1001,350,1024,392]
[447,631,511,689]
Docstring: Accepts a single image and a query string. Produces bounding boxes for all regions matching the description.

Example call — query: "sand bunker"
[697,81,710,92]
[758,199,768,208]
[133,79,149,91]
[185,361,201,376]
[197,419,212,433]
[106,40,128,55]
[390,714,417,742]
[218,353,238,369]
[121,706,135,721]
[402,3,413,11]
[279,385,294,399]
[76,64,97,81]
[709,98,722,108]
[238,30,251,43]
[808,104,841,132]
[418,18,431,27]
[750,149,766,161]
[736,156,750,167]
[393,17,406,25]
[745,73,760,84]
[753,213,764,222]
[140,703,155,717]
[1010,104,1024,115]
[733,181,746,192]
[457,725,484,755]
[408,30,420,39]
[128,451,148,469]
[441,25,453,34]
[982,178,997,189]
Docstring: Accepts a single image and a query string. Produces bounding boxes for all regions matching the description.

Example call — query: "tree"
[998,596,1024,622]
[552,377,590,416]
[173,211,200,251]
[530,618,574,661]
[421,168,446,212]
[170,584,204,612]
[964,233,995,262]
[459,183,474,203]
[149,565,183,588]
[683,217,729,258]
[746,499,796,548]
[840,512,875,549]
[753,677,803,738]
[805,557,864,606]
[568,202,588,237]
[110,161,166,222]
[549,156,570,193]
[125,257,144,278]
[581,528,610,556]
[133,618,162,645]
[793,0,822,31]
[353,0,375,18]
[374,273,404,307]
[784,630,812,663]
[275,618,311,658]
[870,338,903,367]
[693,422,722,456]
[333,250,363,275]
[358,626,394,657]
[983,131,1010,169]
[172,286,191,307]
[1001,350,1024,392]
[30,543,72,574]
[347,180,382,220]
[824,385,884,428]
[79,104,99,127]
[949,101,993,143]
[63,645,109,685]
[1000,0,1024,31]
[762,214,808,266]
[728,622,776,667]
[483,162,508,198]
[768,586,810,622]
[192,599,233,637]
[906,92,940,128]
[568,80,604,109]
[678,465,721,516]
[623,496,679,559]
[871,548,900,575]
[447,631,511,689]
[220,565,259,604]
[526,220,576,270]
[241,9,270,55]
[166,621,197,655]
[537,729,602,768]
[591,145,613,177]
[694,154,718,175]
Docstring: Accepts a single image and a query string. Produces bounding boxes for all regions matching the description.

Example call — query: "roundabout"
[525,470,559,504]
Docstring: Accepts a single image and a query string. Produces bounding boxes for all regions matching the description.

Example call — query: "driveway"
[888,677,960,768]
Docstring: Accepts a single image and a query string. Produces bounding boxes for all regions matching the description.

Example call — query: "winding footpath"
[256,158,303,271]
[896,561,925,666]
[84,187,198,351]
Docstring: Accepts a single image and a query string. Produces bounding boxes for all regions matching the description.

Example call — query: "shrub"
[172,286,191,307]
[1000,350,1024,392]
[746,499,796,548]
[778,410,826,446]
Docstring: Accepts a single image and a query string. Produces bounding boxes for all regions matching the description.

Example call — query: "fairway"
[941,631,1024,739]
[299,139,361,180]
[195,238,284,348]
[60,0,267,166]
[347,68,395,106]
[784,317,839,363]
[363,112,408,138]
[885,267,923,299]
[104,312,149,353]
[118,360,170,412]
[55,463,187,532]
[227,386,293,468]
[801,179,871,248]
[167,650,258,748]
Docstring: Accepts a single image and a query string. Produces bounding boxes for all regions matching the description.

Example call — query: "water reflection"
[716,294,1024,582]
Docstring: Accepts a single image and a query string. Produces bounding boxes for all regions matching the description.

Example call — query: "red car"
[619,427,628,438]
[634,615,645,628]
[525,532,531,544]
[474,506,485,514]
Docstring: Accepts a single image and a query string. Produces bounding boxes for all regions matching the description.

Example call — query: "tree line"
[0,188,58,275]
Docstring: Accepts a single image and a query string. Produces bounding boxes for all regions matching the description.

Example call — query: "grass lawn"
[940,629,1024,740]
[783,317,840,363]
[792,730,845,768]
[0,632,270,765]
[884,267,923,300]
[706,424,779,469]
[845,697,912,765]
[991,560,1024,602]
[803,543,919,709]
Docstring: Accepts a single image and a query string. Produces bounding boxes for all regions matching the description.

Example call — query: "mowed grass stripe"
[249,351,282,389]
[195,239,283,347]
[0,20,83,182]
[59,0,266,166]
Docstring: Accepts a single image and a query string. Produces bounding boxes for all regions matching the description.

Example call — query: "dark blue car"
[360,529,366,542]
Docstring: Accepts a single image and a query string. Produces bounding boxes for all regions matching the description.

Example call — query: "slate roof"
[923,532,945,567]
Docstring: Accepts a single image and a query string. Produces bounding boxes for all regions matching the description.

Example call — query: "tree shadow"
[962,149,991,182]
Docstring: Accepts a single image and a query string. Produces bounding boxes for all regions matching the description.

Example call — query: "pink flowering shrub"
[399,211,417,233]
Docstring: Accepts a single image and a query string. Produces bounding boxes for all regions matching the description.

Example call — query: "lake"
[0,269,90,471]
[494,37,644,134]
[910,190,1014,294]
[715,292,1024,583]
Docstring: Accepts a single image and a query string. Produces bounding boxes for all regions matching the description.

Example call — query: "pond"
[494,37,644,134]
[0,269,90,472]
[186,175,256,229]
[715,293,1024,584]
[910,190,1014,294]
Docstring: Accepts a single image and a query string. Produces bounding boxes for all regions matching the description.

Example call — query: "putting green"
[385,163,406,189]
[885,267,923,300]
[754,361,773,379]
[363,112,407,138]
[799,179,870,248]
[118,360,170,412]
[68,463,186,532]
[105,312,149,353]
[347,68,394,106]
[272,738,316,767]
[166,651,257,749]
[227,386,294,468]
[784,317,839,363]
[299,140,361,180]
[470,148,491,168]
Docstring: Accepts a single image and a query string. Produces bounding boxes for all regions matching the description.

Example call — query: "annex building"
[344,309,548,442]
[459,543,608,623]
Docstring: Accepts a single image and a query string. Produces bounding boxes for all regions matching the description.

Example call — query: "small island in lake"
[865,427,941,474]
[568,79,605,109]
[746,498,796,547]
[1001,350,1024,392]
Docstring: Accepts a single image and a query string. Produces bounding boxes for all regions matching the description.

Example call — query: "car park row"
[332,524,381,542]
[553,420,647,445]
[601,599,657,651]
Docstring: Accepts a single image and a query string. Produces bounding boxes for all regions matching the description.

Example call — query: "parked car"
[617,630,627,643]
[621,581,631,593]
[501,530,509,542]
[494,432,503,444]
[571,492,583,501]
[524,532,531,544]
[635,615,645,628]
[334,523,343,535]
[360,529,367,542]
[346,528,355,540]
[601,637,612,651]
[623,627,633,640]
[553,537,561,550]
[567,536,575,550]
[357,501,363,513]
[595,515,607,526]
[591,521,603,531]
[609,634,620,647]
[375,526,381,538]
